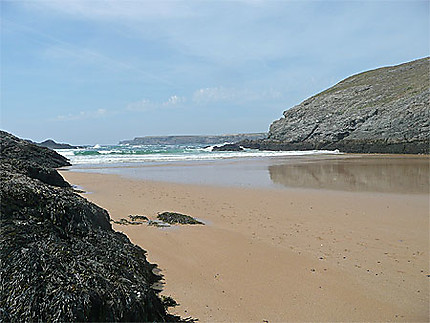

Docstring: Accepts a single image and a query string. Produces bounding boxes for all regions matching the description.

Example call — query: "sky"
[1,0,429,145]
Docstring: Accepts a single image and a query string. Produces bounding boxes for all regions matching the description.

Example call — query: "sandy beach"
[60,156,429,322]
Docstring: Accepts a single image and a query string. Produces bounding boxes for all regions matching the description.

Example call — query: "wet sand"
[70,154,429,193]
[60,156,429,322]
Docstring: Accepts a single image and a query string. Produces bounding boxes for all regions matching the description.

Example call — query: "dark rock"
[161,295,179,309]
[245,57,429,154]
[1,158,70,188]
[157,212,204,225]
[212,143,244,151]
[0,131,187,322]
[1,131,71,168]
[1,131,71,187]
[0,131,70,187]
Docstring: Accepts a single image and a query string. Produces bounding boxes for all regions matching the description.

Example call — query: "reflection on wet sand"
[269,156,429,194]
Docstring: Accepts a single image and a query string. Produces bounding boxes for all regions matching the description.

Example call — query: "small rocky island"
[36,139,82,149]
[240,57,429,154]
[0,130,185,322]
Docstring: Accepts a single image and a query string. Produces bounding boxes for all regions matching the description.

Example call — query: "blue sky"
[1,0,429,145]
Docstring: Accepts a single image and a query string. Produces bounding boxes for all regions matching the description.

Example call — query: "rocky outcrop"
[1,131,71,168]
[242,57,429,154]
[0,131,183,322]
[120,133,267,145]
[212,143,244,151]
[1,131,72,187]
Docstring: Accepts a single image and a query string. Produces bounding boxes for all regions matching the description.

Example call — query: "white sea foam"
[202,145,216,152]
[55,149,76,156]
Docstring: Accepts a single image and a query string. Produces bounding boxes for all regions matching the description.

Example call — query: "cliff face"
[244,57,429,154]
[0,131,182,322]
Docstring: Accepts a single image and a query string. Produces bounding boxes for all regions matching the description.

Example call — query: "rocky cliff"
[0,131,183,322]
[242,57,429,154]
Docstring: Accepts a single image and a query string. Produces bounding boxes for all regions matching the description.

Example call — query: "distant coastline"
[119,133,267,145]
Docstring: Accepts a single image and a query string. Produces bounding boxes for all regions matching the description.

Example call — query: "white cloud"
[163,95,186,106]
[126,95,185,112]
[192,87,233,104]
[192,87,282,105]
[56,108,107,121]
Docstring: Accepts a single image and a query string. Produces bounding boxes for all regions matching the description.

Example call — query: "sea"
[56,144,342,189]
[57,143,339,166]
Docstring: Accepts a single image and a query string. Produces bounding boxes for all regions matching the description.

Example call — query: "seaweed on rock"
[157,212,204,225]
[0,131,188,322]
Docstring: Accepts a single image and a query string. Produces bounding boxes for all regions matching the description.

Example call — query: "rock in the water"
[157,212,204,225]
[212,143,244,151]
[0,131,185,322]
[241,57,429,154]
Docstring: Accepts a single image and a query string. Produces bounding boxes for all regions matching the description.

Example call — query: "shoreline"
[60,168,429,322]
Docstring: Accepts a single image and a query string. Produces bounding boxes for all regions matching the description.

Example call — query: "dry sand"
[60,169,429,322]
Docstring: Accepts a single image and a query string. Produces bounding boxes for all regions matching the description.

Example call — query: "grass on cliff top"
[313,57,429,101]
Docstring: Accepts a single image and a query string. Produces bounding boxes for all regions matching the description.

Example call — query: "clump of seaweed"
[111,215,149,225]
[112,218,133,225]
[129,214,149,222]
[157,212,204,225]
